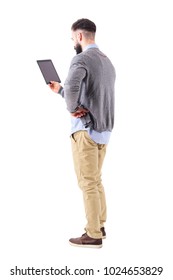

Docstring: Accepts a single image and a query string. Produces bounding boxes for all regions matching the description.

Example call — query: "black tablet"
[37,59,61,84]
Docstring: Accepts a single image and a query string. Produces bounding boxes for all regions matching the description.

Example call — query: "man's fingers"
[71,112,87,118]
[71,107,89,118]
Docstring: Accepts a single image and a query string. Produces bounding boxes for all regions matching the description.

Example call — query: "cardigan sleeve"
[58,86,64,97]
[64,56,87,113]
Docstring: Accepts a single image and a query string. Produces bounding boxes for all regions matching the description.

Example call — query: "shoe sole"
[69,241,102,248]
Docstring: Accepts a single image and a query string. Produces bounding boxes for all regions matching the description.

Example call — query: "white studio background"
[0,0,173,279]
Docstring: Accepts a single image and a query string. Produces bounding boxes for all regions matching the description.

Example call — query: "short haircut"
[71,18,96,33]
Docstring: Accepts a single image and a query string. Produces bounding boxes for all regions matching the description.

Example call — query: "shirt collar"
[83,44,99,52]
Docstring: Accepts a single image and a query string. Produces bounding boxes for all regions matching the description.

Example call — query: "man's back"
[64,47,116,132]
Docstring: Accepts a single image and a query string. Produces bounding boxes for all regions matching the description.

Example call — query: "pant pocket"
[70,133,76,143]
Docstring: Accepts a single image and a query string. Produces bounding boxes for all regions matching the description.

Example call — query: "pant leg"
[98,144,107,227]
[70,131,107,239]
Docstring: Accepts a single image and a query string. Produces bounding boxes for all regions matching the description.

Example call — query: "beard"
[74,43,82,54]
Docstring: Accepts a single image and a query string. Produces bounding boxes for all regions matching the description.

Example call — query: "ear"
[77,32,83,42]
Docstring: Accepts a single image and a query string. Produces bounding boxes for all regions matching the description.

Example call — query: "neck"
[82,40,95,50]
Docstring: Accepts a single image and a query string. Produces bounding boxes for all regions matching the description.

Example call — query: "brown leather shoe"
[69,233,102,248]
[101,227,106,239]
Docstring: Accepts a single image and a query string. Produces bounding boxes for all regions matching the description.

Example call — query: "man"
[49,18,116,248]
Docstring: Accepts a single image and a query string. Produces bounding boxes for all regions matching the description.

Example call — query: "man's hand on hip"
[71,108,89,118]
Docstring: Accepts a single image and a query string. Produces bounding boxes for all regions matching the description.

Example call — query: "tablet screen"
[37,59,61,84]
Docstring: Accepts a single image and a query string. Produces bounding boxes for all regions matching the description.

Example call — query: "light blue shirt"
[71,44,111,145]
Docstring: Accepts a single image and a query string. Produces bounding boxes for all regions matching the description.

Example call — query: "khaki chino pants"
[71,131,107,239]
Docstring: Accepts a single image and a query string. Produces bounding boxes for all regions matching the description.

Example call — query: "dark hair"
[71,18,96,33]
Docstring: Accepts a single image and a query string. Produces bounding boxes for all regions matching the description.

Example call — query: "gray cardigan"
[59,47,116,132]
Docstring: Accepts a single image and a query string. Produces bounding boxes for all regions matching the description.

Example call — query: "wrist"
[58,86,63,94]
